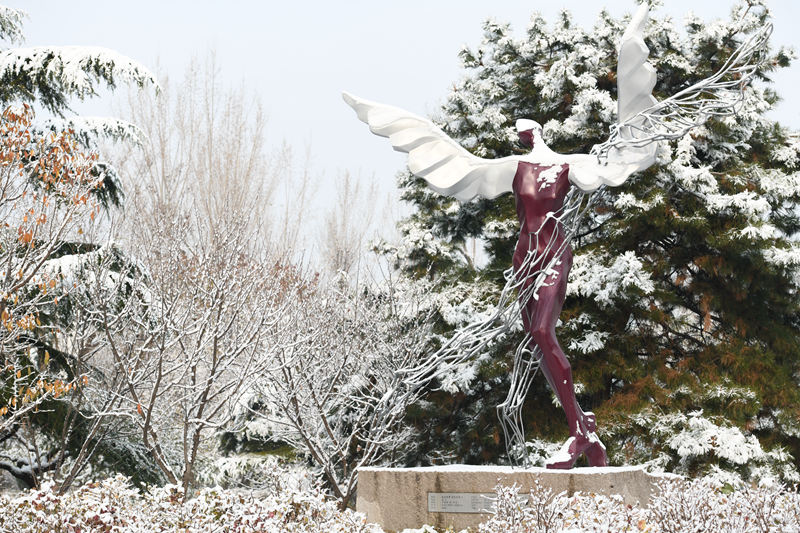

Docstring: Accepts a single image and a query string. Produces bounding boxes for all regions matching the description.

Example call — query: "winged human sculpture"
[344,5,770,468]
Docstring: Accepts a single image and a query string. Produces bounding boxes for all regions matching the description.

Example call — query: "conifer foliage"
[0,5,159,488]
[395,1,800,481]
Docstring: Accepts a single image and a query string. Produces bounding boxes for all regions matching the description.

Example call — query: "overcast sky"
[17,1,800,215]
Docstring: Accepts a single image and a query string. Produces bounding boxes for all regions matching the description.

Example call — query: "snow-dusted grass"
[1,474,799,532]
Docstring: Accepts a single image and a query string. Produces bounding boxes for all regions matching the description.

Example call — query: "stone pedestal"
[356,465,664,532]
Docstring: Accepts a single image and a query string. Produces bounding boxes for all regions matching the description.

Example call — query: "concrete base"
[357,465,663,532]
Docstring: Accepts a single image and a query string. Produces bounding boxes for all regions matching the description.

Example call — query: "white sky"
[16,1,800,219]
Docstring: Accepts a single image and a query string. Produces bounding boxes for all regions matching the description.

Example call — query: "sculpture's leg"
[526,258,608,469]
[497,338,542,465]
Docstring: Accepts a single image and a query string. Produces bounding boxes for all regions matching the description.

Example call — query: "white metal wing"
[343,92,519,201]
[592,4,772,163]
[617,5,658,126]
[342,6,661,198]
[570,4,659,191]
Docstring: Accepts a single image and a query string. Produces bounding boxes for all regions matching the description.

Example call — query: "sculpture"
[344,5,770,468]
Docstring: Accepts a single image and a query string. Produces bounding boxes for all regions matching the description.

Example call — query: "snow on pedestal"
[357,465,668,532]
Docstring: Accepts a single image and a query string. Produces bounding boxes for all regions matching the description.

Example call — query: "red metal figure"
[513,132,607,468]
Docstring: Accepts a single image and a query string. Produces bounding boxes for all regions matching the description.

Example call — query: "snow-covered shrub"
[198,453,312,493]
[649,478,800,533]
[479,478,800,533]
[604,408,800,485]
[479,482,648,533]
[0,475,379,532]
[1,473,799,532]
[479,481,569,533]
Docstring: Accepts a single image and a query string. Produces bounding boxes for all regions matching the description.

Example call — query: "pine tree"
[0,5,161,488]
[0,5,156,207]
[394,1,800,482]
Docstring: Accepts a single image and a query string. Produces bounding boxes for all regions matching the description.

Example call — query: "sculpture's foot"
[584,412,597,433]
[584,438,608,467]
[545,433,608,469]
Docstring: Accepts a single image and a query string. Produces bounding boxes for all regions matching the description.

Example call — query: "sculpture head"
[516,119,542,149]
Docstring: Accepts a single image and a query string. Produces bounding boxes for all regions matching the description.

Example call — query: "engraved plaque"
[427,492,495,513]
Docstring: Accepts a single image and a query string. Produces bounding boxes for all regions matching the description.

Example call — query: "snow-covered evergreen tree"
[395,1,800,482]
[0,5,158,488]
[0,5,155,206]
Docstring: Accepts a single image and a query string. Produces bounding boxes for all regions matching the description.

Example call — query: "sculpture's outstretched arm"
[343,92,519,202]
